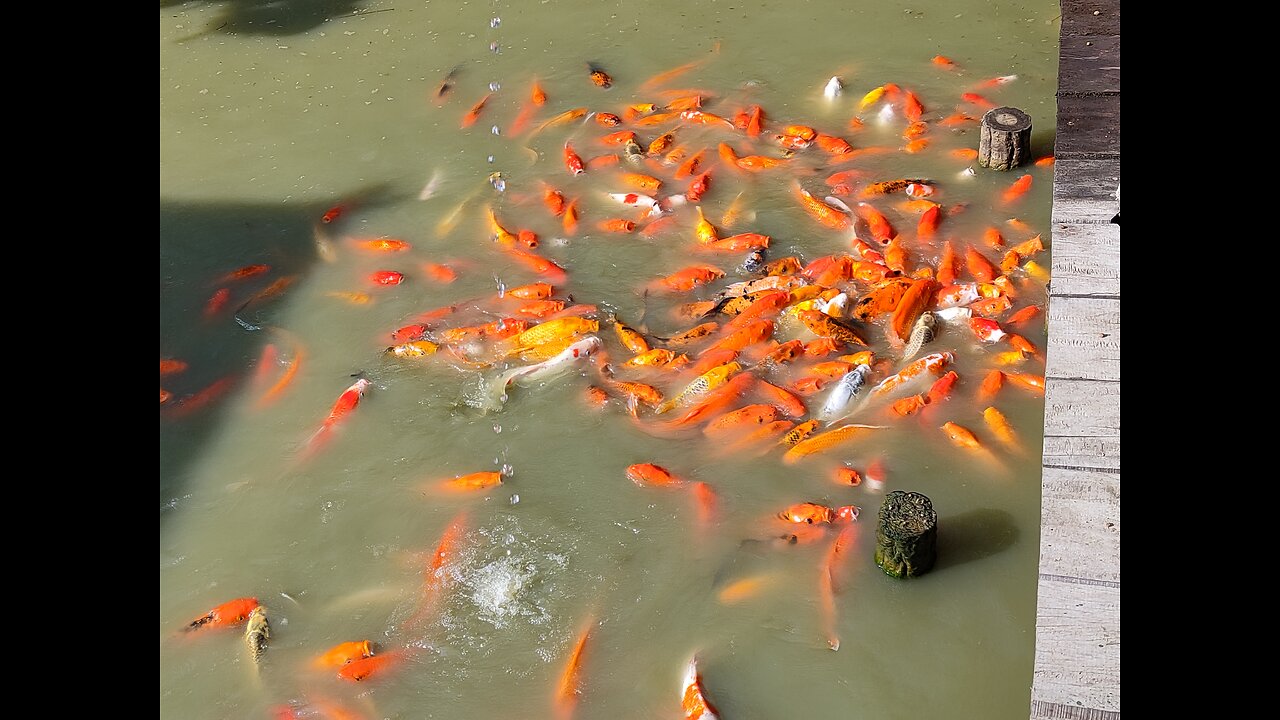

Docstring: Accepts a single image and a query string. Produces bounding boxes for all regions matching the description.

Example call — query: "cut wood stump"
[978,107,1032,171]
[874,490,937,578]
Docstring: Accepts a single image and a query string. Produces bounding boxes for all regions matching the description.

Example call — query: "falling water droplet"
[489,41,500,53]
[510,494,520,504]
[493,424,503,434]
[490,17,501,28]
[489,81,501,92]
[501,463,513,476]
[491,125,501,136]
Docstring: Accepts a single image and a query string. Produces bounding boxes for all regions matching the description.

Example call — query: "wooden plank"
[1052,157,1121,203]
[1051,198,1118,225]
[1059,0,1121,37]
[1055,95,1120,156]
[1039,467,1120,584]
[1058,36,1120,95]
[1043,436,1120,471]
[1030,579,1121,713]
[1031,701,1121,720]
[1043,379,1119,438]
[1048,224,1119,297]
[1045,297,1120,380]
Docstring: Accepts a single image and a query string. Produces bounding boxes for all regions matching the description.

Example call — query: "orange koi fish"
[307,377,372,453]
[925,370,959,405]
[932,55,957,69]
[534,108,588,136]
[950,148,979,161]
[386,340,438,358]
[434,471,503,493]
[917,205,940,238]
[890,394,927,417]
[598,218,637,233]
[983,406,1019,449]
[656,264,725,293]
[1004,372,1046,395]
[702,403,780,439]
[888,279,937,347]
[884,238,909,273]
[355,238,411,253]
[965,247,999,283]
[564,143,586,176]
[168,376,237,418]
[369,270,405,286]
[1006,305,1041,326]
[555,620,594,719]
[204,287,231,318]
[461,93,491,129]
[595,112,622,127]
[687,171,712,202]
[902,91,924,122]
[259,344,303,407]
[798,310,867,347]
[855,203,895,243]
[835,466,863,486]
[978,369,1006,401]
[778,502,858,525]
[623,348,677,368]
[794,183,852,231]
[941,421,982,449]
[961,92,996,108]
[314,640,375,669]
[588,66,612,88]
[904,138,930,153]
[217,264,271,283]
[1001,174,1033,204]
[185,597,260,632]
[160,358,189,376]
[337,651,402,682]
[736,154,787,172]
[681,656,721,720]
[939,112,976,127]
[675,150,706,179]
[783,424,884,463]
[690,481,718,525]
[542,184,567,216]
[1035,155,1055,167]
[557,200,580,237]
[820,523,858,650]
[702,233,769,253]
[587,153,620,170]
[661,321,720,347]
[937,241,959,284]
[627,463,684,487]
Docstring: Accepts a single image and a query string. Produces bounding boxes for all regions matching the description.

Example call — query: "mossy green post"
[875,491,937,578]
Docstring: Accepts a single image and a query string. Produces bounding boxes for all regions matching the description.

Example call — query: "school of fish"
[163,49,1050,719]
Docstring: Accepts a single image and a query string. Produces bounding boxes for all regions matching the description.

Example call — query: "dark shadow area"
[159,187,393,513]
[160,0,372,38]
[933,508,1020,572]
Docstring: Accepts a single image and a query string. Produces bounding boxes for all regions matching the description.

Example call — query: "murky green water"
[161,1,1059,718]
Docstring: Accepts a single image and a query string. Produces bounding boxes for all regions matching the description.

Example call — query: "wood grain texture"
[1043,379,1119,437]
[1045,297,1120,380]
[1052,157,1121,203]
[1042,435,1119,471]
[1047,224,1119,297]
[1059,0,1121,37]
[1039,467,1120,583]
[1030,579,1120,712]
[1055,95,1120,156]
[1058,36,1120,95]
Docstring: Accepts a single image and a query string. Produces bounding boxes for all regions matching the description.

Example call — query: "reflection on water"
[161,1,1060,717]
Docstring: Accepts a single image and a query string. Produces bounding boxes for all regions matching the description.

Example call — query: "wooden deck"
[1031,2,1120,718]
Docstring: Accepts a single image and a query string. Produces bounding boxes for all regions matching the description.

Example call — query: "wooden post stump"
[874,490,937,578]
[978,107,1032,171]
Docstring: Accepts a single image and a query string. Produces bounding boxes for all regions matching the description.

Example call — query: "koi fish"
[185,597,260,632]
[783,424,884,463]
[369,270,405,286]
[627,463,684,487]
[779,418,820,446]
[794,183,852,231]
[687,171,711,202]
[888,279,938,347]
[681,656,721,720]
[961,92,996,108]
[564,143,586,176]
[941,421,982,449]
[778,502,858,525]
[870,351,954,398]
[817,363,871,424]
[589,66,613,88]
[204,287,230,318]
[555,620,594,719]
[244,606,270,665]
[655,361,741,415]
[337,651,402,682]
[932,55,957,69]
[314,640,375,669]
[1001,174,1033,204]
[798,310,867,347]
[656,264,725,293]
[901,312,937,361]
[902,91,924,122]
[854,203,895,243]
[484,336,602,410]
[823,76,843,100]
[461,93,491,129]
[306,377,372,451]
[438,471,503,492]
[160,358,188,375]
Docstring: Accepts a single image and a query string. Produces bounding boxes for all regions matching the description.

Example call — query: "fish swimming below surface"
[482,336,603,411]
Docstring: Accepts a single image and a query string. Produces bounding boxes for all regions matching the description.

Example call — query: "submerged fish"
[244,605,270,665]
[817,363,871,425]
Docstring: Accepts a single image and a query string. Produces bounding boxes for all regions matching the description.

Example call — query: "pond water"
[160,1,1060,718]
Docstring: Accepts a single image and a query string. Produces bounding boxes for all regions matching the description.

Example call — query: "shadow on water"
[934,508,1019,573]
[160,0,372,38]
[159,188,390,515]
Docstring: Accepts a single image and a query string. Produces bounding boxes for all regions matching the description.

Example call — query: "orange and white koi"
[563,143,586,176]
[681,656,721,720]
[871,352,954,398]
